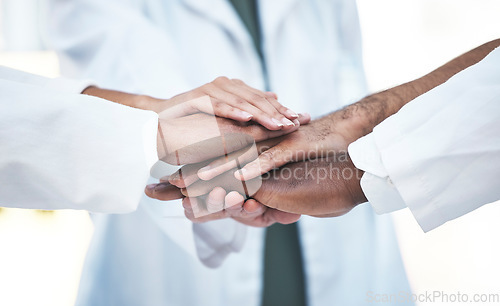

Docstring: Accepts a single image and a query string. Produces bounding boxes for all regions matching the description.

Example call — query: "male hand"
[171,155,367,219]
[157,99,373,226]
[252,156,367,217]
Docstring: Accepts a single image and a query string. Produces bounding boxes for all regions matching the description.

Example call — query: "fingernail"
[169,172,180,181]
[271,118,284,127]
[293,119,300,126]
[287,109,299,118]
[240,111,253,120]
[146,184,157,191]
[282,118,295,126]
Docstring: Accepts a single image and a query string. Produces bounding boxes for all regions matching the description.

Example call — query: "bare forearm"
[327,38,500,143]
[82,86,160,110]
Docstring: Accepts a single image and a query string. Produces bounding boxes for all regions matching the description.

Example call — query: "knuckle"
[273,109,284,118]
[235,98,247,106]
[213,101,224,109]
[225,105,236,114]
[260,152,277,168]
[261,150,276,161]
[250,93,265,102]
[231,78,244,85]
[213,76,229,84]
[262,148,285,167]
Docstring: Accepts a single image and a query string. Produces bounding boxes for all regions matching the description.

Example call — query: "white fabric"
[48,0,412,305]
[349,47,500,232]
[349,133,407,214]
[0,65,94,93]
[0,65,158,213]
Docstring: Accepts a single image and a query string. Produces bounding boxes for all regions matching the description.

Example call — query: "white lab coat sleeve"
[0,68,158,213]
[348,134,408,215]
[348,47,500,232]
[48,0,247,266]
[0,65,94,94]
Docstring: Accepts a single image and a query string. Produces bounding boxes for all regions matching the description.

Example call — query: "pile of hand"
[143,77,368,227]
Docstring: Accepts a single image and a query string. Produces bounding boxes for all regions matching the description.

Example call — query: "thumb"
[145,183,184,201]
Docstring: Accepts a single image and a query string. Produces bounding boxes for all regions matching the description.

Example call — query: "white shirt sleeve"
[0,66,159,213]
[348,47,500,232]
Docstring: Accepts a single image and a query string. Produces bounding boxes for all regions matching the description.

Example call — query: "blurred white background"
[0,0,499,305]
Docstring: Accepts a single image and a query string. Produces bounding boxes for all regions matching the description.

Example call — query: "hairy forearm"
[326,38,500,143]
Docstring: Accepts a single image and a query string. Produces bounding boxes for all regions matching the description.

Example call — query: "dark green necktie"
[227,1,307,305]
[261,223,307,306]
[228,0,263,61]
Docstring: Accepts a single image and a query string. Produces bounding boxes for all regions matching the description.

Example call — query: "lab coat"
[0,65,158,213]
[48,0,413,305]
[349,47,500,232]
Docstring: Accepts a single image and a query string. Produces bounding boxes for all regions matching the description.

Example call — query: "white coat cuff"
[142,113,160,170]
[348,134,407,214]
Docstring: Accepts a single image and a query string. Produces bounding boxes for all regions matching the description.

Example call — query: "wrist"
[333,83,417,144]
[130,94,156,110]
[320,105,370,149]
[343,158,368,206]
[303,116,351,154]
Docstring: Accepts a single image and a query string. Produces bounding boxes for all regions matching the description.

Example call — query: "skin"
[155,113,306,165]
[183,191,301,227]
[81,76,310,226]
[83,76,299,130]
[82,77,310,164]
[234,38,500,182]
[151,39,500,226]
[252,157,367,217]
[171,156,367,218]
[145,184,300,227]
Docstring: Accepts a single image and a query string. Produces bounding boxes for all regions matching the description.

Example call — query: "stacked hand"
[85,76,308,163]
[131,39,500,228]
[96,76,384,227]
[85,77,326,226]
[90,75,310,225]
[145,96,370,226]
[138,77,315,226]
